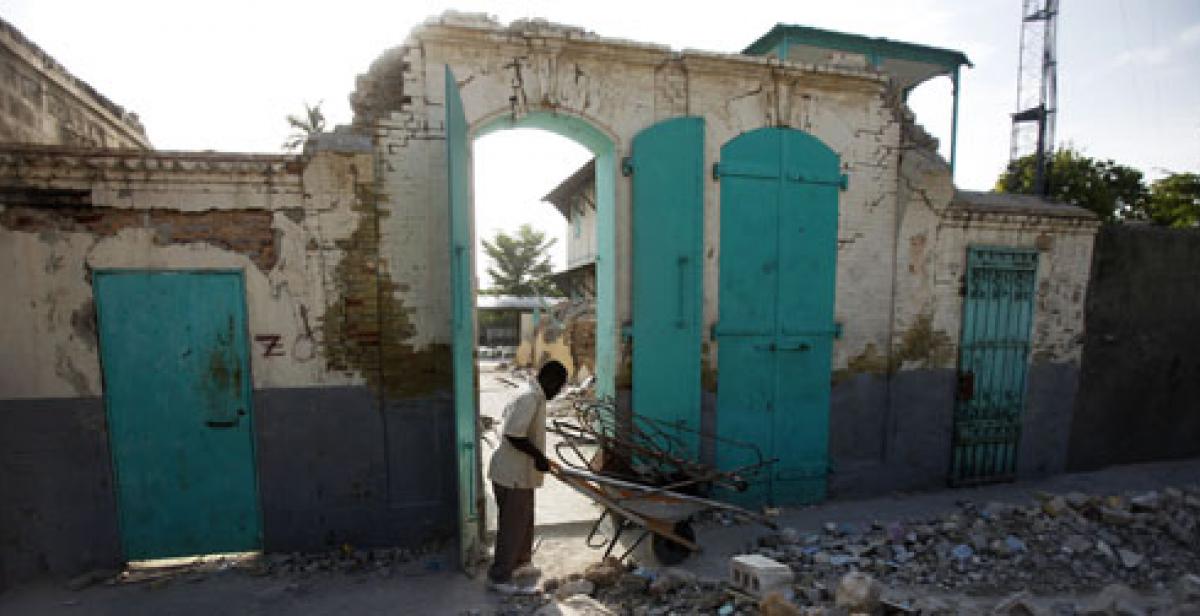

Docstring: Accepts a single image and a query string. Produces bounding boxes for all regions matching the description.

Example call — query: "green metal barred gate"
[950,246,1039,486]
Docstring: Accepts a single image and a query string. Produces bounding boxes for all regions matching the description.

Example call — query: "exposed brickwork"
[0,205,279,271]
[319,167,453,397]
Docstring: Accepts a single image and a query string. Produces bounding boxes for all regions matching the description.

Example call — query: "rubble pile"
[532,486,1200,615]
[752,486,1200,596]
[540,558,739,616]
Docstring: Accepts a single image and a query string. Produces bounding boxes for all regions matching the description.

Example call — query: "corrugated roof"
[743,23,971,91]
[542,159,595,219]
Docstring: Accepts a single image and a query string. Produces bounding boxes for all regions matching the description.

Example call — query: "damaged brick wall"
[0,147,372,398]
[320,177,453,398]
[0,205,279,271]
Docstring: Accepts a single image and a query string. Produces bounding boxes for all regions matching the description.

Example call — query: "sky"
[3,0,1197,280]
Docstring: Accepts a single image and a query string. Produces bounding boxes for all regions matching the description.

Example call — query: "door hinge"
[712,162,721,180]
[784,172,849,190]
[621,156,634,177]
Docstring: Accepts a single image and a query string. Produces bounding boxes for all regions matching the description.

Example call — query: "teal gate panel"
[950,246,1038,486]
[94,270,260,560]
[716,127,841,506]
[631,117,704,454]
[445,66,480,568]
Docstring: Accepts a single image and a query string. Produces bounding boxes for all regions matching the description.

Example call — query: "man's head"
[536,360,568,400]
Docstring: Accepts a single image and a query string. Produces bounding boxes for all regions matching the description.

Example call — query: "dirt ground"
[3,456,1198,615]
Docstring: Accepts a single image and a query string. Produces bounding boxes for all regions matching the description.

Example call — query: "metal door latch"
[206,408,245,428]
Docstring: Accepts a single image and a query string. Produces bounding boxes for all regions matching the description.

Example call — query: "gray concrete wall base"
[0,397,121,588]
[826,365,1077,497]
[1,387,457,588]
[1018,362,1079,478]
[828,369,956,498]
[254,387,457,552]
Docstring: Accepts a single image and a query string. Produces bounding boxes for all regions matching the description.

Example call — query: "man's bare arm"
[506,436,550,472]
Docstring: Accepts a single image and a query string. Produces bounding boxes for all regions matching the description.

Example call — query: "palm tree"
[283,101,325,151]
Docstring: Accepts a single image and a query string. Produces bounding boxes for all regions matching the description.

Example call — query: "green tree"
[1141,172,1200,228]
[996,148,1147,222]
[481,224,560,296]
[283,101,325,151]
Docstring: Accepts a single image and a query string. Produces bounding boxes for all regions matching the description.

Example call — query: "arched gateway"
[382,15,882,565]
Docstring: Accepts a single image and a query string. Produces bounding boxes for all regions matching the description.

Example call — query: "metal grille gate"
[950,246,1038,486]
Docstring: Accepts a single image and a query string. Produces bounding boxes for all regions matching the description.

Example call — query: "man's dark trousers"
[489,482,534,583]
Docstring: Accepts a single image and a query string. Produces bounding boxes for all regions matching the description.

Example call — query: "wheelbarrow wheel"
[651,520,695,566]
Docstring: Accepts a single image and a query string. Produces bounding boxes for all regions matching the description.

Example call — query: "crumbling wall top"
[0,16,149,146]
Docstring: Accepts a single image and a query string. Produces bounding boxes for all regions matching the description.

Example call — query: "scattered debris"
[554,578,596,600]
[535,483,1199,615]
[534,594,615,616]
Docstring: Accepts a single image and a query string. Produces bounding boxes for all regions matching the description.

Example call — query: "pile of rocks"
[538,558,734,616]
[752,486,1200,596]
[532,485,1200,615]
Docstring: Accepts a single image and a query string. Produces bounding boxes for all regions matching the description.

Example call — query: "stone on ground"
[1077,583,1146,616]
[991,590,1042,615]
[554,578,596,600]
[834,571,882,612]
[759,591,802,616]
[648,567,697,595]
[534,594,616,616]
[582,557,624,588]
[1174,573,1200,604]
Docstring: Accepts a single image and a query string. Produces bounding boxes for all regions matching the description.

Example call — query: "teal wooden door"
[445,66,480,568]
[715,127,841,506]
[631,117,704,455]
[94,270,260,560]
[950,247,1038,486]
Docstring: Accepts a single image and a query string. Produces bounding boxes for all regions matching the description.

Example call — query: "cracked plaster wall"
[351,15,1100,487]
[354,13,911,383]
[0,150,368,400]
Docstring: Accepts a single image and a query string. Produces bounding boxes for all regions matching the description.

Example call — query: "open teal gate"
[445,66,480,568]
[714,127,842,506]
[950,246,1038,486]
[94,270,261,559]
[629,117,705,455]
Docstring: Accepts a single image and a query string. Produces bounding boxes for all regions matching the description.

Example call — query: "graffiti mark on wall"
[292,305,316,362]
[254,334,285,358]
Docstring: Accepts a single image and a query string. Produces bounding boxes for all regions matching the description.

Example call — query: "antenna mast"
[1010,0,1058,196]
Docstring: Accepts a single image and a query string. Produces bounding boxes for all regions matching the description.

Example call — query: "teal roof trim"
[743,23,972,72]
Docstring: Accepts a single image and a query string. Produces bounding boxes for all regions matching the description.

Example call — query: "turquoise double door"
[629,123,841,506]
[714,128,841,505]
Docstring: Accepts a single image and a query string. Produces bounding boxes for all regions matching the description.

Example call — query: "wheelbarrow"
[549,462,777,565]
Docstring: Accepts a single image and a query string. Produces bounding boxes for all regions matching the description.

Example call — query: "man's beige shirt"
[487,378,547,489]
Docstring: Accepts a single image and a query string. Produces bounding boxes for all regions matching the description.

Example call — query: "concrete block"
[729,554,793,597]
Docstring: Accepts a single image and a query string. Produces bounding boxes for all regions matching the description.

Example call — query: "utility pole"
[1009,0,1059,196]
